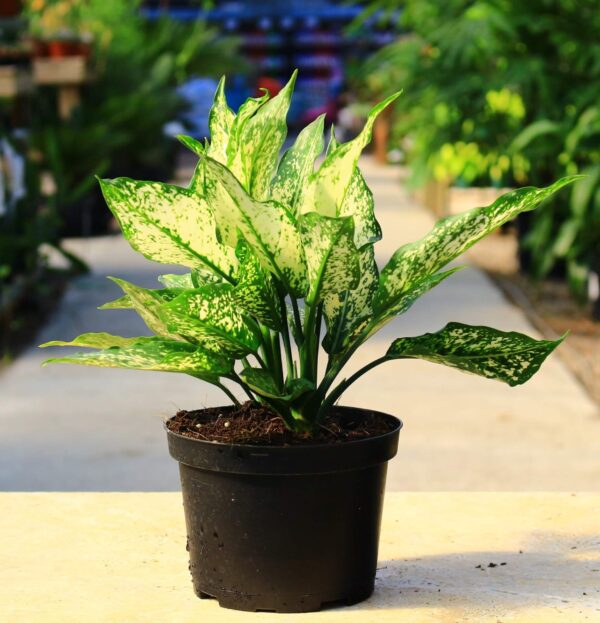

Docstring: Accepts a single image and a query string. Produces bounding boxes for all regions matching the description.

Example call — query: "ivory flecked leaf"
[157,273,195,289]
[207,77,235,165]
[322,244,379,353]
[107,277,182,341]
[177,134,205,158]
[374,177,580,315]
[43,337,233,381]
[386,323,564,386]
[98,295,133,310]
[237,71,297,200]
[240,368,315,402]
[299,92,401,219]
[340,166,382,248]
[204,156,308,297]
[163,283,260,356]
[271,114,325,213]
[299,213,360,304]
[226,91,270,187]
[99,177,237,280]
[234,240,282,330]
[40,332,153,349]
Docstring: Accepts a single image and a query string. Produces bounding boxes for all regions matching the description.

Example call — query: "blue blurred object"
[177,77,219,139]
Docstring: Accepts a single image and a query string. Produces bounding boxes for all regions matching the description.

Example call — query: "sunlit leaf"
[386,322,564,386]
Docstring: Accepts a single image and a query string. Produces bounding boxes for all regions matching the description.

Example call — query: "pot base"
[196,584,374,613]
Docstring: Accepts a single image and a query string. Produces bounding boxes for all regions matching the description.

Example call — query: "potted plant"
[41,73,576,613]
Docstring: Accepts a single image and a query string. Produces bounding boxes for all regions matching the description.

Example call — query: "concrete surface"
[1,492,599,622]
[0,157,598,490]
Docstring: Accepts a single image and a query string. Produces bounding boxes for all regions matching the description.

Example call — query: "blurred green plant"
[353,0,600,310]
[25,0,243,234]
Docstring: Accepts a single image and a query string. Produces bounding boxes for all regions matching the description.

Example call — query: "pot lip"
[164,404,402,452]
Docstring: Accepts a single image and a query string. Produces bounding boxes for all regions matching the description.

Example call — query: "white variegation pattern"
[44,76,577,431]
[107,277,182,341]
[271,114,325,213]
[163,283,260,356]
[298,92,401,219]
[387,323,564,386]
[99,177,237,280]
[43,337,233,380]
[204,157,308,297]
[299,213,360,305]
[322,245,378,353]
[234,240,282,330]
[374,177,580,315]
[206,77,235,165]
[236,72,296,200]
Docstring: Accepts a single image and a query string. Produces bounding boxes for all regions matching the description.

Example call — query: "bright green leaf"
[387,322,564,386]
[99,177,237,280]
[299,213,360,304]
[204,156,308,297]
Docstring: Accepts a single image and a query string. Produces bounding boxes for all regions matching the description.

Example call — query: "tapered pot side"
[166,406,402,613]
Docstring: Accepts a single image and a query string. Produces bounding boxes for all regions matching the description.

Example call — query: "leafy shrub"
[42,76,574,432]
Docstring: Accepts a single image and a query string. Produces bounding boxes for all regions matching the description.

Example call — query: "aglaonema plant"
[41,72,577,434]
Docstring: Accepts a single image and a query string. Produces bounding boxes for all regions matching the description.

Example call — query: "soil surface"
[166,401,397,446]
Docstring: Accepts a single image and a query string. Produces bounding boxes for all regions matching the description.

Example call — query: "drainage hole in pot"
[255,609,277,613]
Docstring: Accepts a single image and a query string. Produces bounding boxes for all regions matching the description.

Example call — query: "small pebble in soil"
[224,421,230,428]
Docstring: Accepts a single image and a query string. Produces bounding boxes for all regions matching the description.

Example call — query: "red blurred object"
[256,76,282,98]
[0,0,21,18]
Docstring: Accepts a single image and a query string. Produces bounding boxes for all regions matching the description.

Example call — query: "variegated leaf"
[271,114,325,213]
[207,77,235,164]
[177,134,205,158]
[340,166,382,248]
[163,283,260,357]
[323,244,378,353]
[240,368,314,401]
[236,71,297,200]
[157,273,195,289]
[299,213,360,304]
[374,177,580,316]
[233,240,282,330]
[299,92,401,220]
[40,332,152,350]
[99,177,237,280]
[226,91,270,188]
[106,277,182,340]
[204,156,308,297]
[98,295,133,310]
[386,323,564,386]
[42,336,233,381]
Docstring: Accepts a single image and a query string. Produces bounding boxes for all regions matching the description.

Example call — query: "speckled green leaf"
[40,332,152,350]
[42,337,233,380]
[204,156,308,297]
[299,213,360,305]
[163,283,260,357]
[240,367,314,402]
[386,323,564,386]
[226,91,270,190]
[177,134,205,158]
[99,177,237,280]
[271,114,325,213]
[105,277,181,341]
[207,77,235,164]
[98,295,133,310]
[322,244,378,353]
[299,92,401,221]
[374,177,580,316]
[233,240,282,330]
[157,273,195,289]
[235,71,296,200]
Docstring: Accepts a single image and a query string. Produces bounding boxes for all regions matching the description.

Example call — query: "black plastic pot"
[166,406,401,613]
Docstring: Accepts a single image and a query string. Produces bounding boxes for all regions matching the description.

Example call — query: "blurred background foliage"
[353,0,600,304]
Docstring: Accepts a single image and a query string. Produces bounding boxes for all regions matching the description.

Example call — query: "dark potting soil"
[166,401,396,446]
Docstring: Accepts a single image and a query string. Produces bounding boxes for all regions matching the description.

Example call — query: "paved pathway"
[1,157,598,490]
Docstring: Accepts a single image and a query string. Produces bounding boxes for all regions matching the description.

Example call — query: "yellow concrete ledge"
[1,493,598,622]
